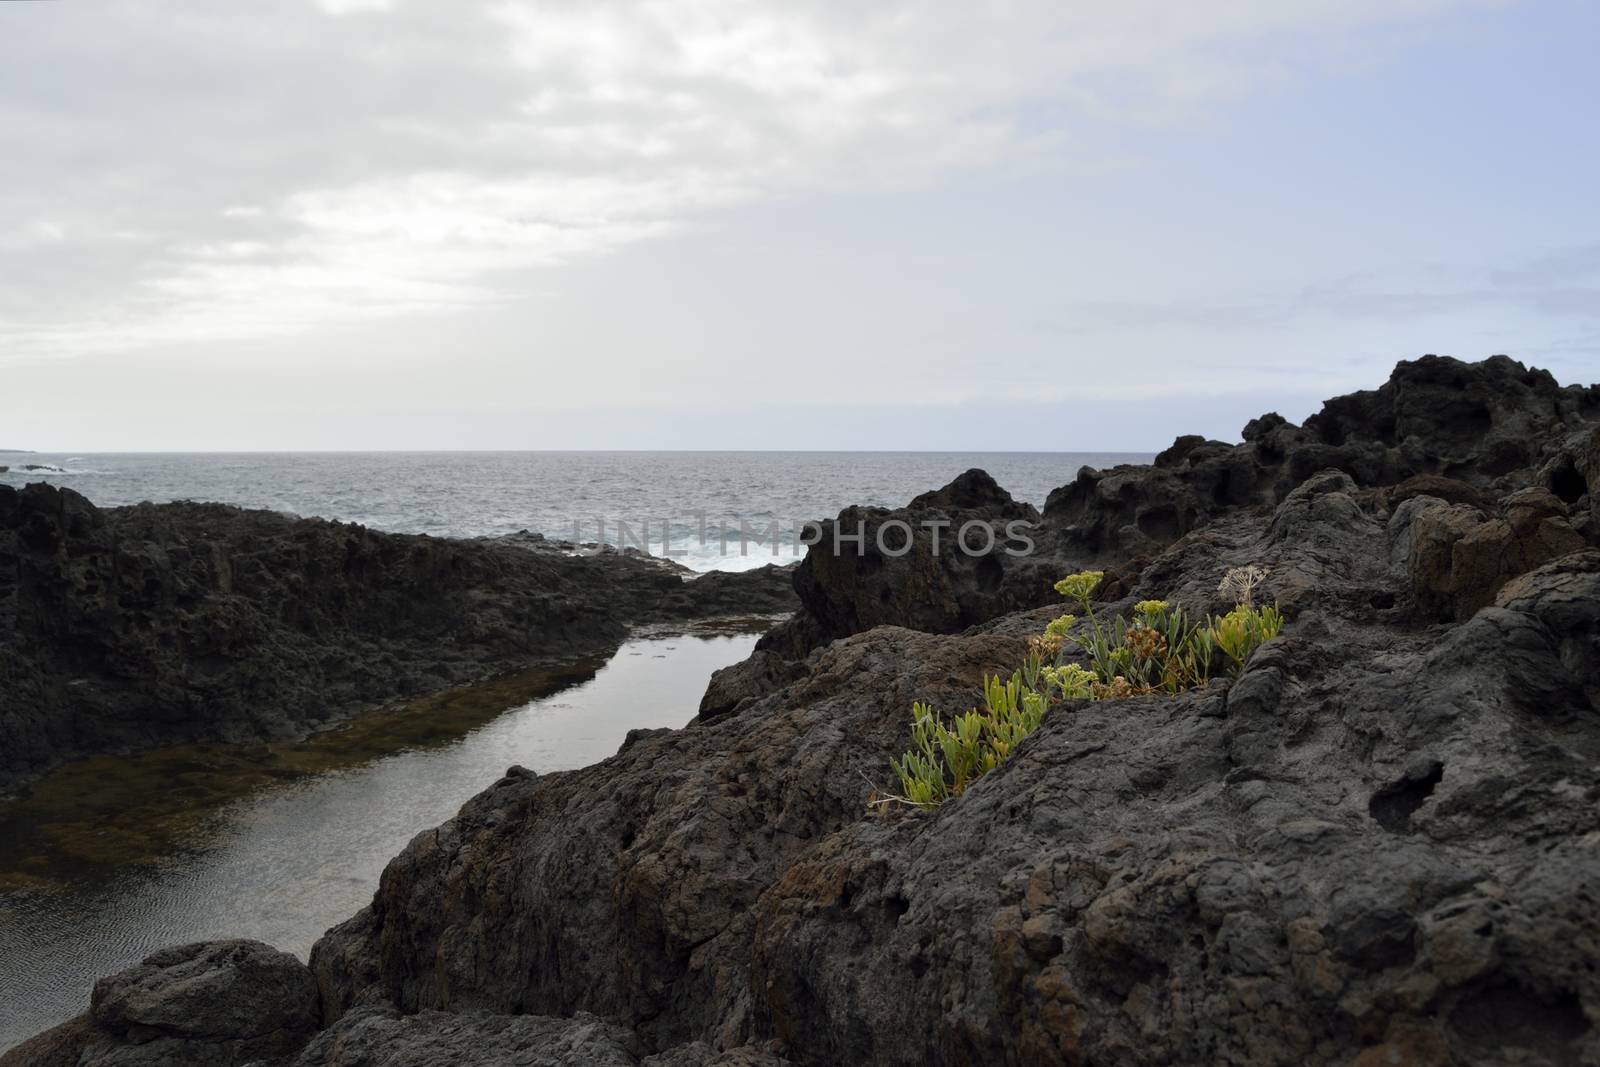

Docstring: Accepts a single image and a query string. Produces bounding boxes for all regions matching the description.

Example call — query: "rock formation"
[7,355,1598,1066]
[2,941,319,1066]
[0,486,795,792]
[763,354,1600,659]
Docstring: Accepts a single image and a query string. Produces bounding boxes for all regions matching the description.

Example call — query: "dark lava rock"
[310,628,1027,1051]
[287,1007,797,1066]
[1377,473,1496,512]
[769,356,1600,660]
[754,468,1053,659]
[0,486,796,792]
[696,649,806,721]
[289,1007,647,1066]
[0,940,318,1066]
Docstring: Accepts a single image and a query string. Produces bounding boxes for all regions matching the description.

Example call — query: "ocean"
[0,451,1150,571]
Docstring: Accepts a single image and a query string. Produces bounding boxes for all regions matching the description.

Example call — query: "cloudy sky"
[1,0,1595,450]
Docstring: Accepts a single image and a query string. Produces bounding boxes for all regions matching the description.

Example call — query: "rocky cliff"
[759,354,1599,660]
[0,486,795,793]
[8,355,1599,1067]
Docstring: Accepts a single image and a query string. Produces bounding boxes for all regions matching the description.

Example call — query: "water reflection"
[0,628,760,1052]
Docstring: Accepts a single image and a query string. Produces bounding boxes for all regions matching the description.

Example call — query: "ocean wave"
[0,465,110,476]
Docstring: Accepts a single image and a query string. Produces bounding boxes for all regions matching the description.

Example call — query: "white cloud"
[0,0,1511,363]
[316,0,396,15]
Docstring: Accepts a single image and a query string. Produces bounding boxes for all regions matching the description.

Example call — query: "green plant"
[1056,587,1212,696]
[1208,602,1284,676]
[882,565,1285,809]
[885,670,1047,808]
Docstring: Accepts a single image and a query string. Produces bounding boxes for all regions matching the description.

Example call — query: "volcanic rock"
[0,486,796,792]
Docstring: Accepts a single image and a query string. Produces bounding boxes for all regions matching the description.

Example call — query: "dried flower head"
[1092,676,1136,701]
[1027,634,1064,659]
[1218,565,1269,607]
[1127,626,1167,661]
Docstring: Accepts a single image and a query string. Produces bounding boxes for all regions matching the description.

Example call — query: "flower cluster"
[1041,662,1096,700]
[1053,570,1104,608]
[883,563,1286,808]
[1043,613,1076,639]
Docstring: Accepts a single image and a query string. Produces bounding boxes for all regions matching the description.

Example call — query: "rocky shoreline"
[0,487,796,795]
[5,355,1599,1066]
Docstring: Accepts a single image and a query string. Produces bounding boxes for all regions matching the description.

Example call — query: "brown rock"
[1450,515,1585,618]
[1380,474,1494,512]
[1501,486,1569,533]
[1405,501,1486,619]
[1405,493,1587,620]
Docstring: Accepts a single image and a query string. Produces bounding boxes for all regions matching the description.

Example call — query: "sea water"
[0,450,1147,571]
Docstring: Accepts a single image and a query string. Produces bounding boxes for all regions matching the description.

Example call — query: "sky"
[1,0,1596,451]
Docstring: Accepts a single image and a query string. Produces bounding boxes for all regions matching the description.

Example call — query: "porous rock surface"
[14,356,1600,1066]
[766,354,1600,660]
[755,468,1049,659]
[0,487,795,792]
[0,940,318,1066]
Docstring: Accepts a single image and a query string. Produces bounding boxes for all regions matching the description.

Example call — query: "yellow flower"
[1134,599,1169,617]
[1043,613,1076,639]
[1053,571,1104,606]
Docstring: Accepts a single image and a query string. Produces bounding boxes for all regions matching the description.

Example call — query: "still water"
[0,627,761,1053]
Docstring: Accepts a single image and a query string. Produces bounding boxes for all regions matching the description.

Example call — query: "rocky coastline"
[5,355,1599,1066]
[0,487,796,795]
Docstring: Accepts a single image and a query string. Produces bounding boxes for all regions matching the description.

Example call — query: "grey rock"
[1399,490,1586,621]
[756,469,1051,658]
[696,650,805,720]
[310,628,1029,1050]
[771,356,1599,661]
[0,486,797,792]
[289,1008,644,1067]
[307,417,1600,1064]
[0,940,318,1067]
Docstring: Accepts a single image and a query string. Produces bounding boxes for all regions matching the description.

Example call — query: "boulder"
[756,470,1050,658]
[1493,550,1600,711]
[1400,490,1586,620]
[1377,473,1495,512]
[0,940,318,1066]
[1299,353,1591,481]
